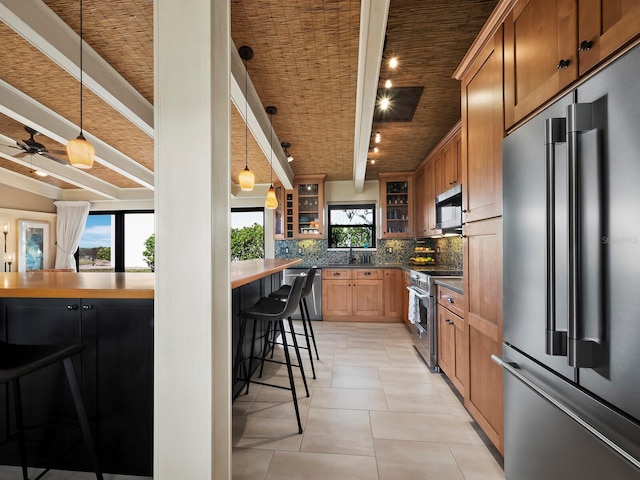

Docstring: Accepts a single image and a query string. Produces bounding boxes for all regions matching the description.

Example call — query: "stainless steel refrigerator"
[499,43,640,479]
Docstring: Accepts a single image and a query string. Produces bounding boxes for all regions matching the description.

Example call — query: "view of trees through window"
[78,212,154,272]
[328,204,376,248]
[231,208,265,261]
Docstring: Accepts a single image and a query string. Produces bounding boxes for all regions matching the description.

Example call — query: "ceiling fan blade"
[13,152,28,159]
[39,152,68,165]
[0,142,22,151]
[15,139,29,149]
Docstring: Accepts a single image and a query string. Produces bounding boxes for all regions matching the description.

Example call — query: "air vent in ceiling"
[374,87,423,122]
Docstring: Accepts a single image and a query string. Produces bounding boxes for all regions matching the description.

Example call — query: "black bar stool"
[269,267,320,379]
[234,276,308,433]
[0,341,103,480]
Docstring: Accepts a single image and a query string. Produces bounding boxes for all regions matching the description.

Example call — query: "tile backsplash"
[275,235,462,270]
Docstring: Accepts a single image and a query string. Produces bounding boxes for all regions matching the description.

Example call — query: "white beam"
[0,0,154,137]
[0,163,61,199]
[0,79,154,190]
[353,0,389,193]
[230,44,294,190]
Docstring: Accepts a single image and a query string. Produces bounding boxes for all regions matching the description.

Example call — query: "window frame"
[76,209,154,272]
[327,203,377,249]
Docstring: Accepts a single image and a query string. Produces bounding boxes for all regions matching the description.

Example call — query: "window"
[77,211,154,272]
[328,204,376,248]
[231,208,265,261]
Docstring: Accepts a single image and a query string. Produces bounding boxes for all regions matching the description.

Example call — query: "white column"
[155,0,231,478]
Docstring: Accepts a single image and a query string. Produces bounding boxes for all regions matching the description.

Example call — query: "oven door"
[409,287,438,370]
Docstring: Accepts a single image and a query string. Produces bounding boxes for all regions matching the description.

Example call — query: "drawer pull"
[447,297,454,304]
[364,272,371,276]
[67,305,78,311]
[83,304,94,311]
[333,272,341,276]
[557,59,570,69]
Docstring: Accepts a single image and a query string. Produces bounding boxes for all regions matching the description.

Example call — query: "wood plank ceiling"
[0,0,497,201]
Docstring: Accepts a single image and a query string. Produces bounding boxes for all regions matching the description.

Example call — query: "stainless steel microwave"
[435,184,462,231]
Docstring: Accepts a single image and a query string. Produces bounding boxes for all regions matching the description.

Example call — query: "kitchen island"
[0,272,154,475]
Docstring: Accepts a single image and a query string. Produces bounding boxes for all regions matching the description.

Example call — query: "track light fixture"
[281,142,294,162]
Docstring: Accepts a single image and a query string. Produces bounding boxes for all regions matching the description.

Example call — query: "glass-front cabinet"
[294,174,325,238]
[273,183,286,239]
[379,172,414,238]
[273,175,325,239]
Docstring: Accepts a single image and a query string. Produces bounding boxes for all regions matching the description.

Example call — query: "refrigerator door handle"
[567,103,599,367]
[545,117,567,356]
[492,354,640,471]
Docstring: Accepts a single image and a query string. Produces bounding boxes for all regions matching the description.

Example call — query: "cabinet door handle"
[364,272,371,276]
[83,304,94,311]
[447,297,454,304]
[557,59,570,69]
[67,304,78,311]
[333,272,341,276]
[578,40,593,52]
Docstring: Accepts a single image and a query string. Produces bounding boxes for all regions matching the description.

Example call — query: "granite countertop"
[435,278,464,294]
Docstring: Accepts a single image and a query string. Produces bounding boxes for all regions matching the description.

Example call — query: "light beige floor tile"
[331,365,383,389]
[375,438,466,480]
[265,451,378,480]
[247,395,311,420]
[449,444,506,480]
[253,383,310,404]
[370,411,474,444]
[333,353,392,367]
[233,415,304,451]
[387,351,426,367]
[232,448,274,480]
[300,408,374,456]
[347,343,388,356]
[313,333,347,346]
[447,402,475,421]
[382,382,452,414]
[310,387,388,411]
[377,366,441,384]
[434,382,464,405]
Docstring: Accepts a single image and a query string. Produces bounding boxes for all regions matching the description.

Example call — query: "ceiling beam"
[0,0,154,137]
[230,44,294,190]
[0,162,62,199]
[0,79,154,191]
[352,0,389,193]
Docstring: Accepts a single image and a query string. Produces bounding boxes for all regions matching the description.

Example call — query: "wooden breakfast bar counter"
[0,272,155,475]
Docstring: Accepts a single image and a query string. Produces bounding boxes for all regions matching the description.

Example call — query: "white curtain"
[54,201,90,269]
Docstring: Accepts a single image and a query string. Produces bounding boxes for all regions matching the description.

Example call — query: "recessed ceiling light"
[389,57,398,69]
[373,146,379,153]
[379,97,390,110]
[384,79,392,88]
[369,158,375,165]
[31,169,48,177]
[374,132,381,143]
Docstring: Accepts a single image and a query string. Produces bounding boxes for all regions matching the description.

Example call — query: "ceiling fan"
[1,126,68,165]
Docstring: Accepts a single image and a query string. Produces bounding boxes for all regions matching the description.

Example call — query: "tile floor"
[0,321,504,480]
[232,321,505,480]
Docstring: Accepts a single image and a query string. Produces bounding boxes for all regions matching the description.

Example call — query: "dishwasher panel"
[283,268,322,320]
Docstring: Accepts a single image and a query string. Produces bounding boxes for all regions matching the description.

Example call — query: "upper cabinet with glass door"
[294,174,326,239]
[379,172,414,238]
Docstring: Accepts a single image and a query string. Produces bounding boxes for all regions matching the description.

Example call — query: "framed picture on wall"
[18,220,50,272]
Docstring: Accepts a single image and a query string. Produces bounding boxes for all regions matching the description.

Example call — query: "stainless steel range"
[407,269,462,370]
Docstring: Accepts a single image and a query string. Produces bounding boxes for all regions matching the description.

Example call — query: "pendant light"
[66,0,95,169]
[238,46,255,191]
[265,106,278,210]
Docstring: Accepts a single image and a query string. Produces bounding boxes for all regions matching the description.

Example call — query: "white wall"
[0,184,56,213]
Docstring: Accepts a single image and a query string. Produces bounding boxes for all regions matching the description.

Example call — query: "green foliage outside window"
[231,223,264,261]
[331,226,373,248]
[96,247,111,261]
[143,234,155,271]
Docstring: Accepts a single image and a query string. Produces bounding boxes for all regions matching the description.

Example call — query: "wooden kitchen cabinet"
[322,268,386,321]
[461,26,504,223]
[578,0,640,75]
[426,159,441,235]
[437,286,467,395]
[414,165,428,238]
[505,0,640,128]
[504,0,577,128]
[379,173,414,238]
[383,268,404,320]
[444,131,462,190]
[463,217,503,454]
